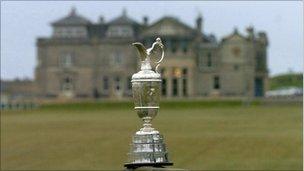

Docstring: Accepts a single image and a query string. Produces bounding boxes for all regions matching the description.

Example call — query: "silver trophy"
[124,38,173,169]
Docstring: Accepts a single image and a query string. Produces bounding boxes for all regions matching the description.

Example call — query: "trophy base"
[125,131,172,169]
[124,162,173,169]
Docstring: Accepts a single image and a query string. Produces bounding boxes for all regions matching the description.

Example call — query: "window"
[121,27,131,37]
[127,77,132,90]
[115,77,121,90]
[165,39,171,50]
[61,77,73,91]
[54,26,87,38]
[232,47,241,57]
[171,40,178,53]
[107,26,133,37]
[255,52,266,71]
[93,88,100,99]
[182,78,187,96]
[161,68,165,76]
[199,55,204,68]
[182,68,187,96]
[234,65,239,71]
[103,76,109,91]
[64,77,71,84]
[173,67,182,78]
[108,27,119,36]
[213,76,220,89]
[115,53,122,64]
[162,79,167,96]
[207,52,212,67]
[181,40,188,53]
[112,51,123,65]
[172,78,178,96]
[60,53,73,68]
[182,68,188,76]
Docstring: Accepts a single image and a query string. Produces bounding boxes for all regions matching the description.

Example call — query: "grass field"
[1,101,302,170]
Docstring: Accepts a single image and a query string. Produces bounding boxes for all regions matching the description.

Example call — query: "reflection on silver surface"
[126,37,172,164]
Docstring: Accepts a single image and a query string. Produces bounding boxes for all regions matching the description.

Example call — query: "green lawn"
[1,102,302,170]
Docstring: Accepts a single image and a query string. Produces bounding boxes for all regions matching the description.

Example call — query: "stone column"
[178,77,183,97]
[187,68,193,97]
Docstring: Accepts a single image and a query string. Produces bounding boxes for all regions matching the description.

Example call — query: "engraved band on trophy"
[124,38,173,169]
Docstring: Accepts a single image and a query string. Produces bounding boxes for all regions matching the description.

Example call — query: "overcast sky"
[1,1,303,80]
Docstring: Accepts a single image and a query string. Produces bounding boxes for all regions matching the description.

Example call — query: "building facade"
[35,8,268,99]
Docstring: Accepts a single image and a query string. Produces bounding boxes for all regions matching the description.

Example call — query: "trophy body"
[125,38,173,169]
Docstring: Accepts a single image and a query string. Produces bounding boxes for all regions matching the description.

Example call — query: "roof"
[52,7,91,26]
[141,16,196,37]
[221,27,247,43]
[87,24,108,38]
[108,9,138,25]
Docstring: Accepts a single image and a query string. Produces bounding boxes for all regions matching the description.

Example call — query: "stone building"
[35,8,268,99]
[0,79,36,103]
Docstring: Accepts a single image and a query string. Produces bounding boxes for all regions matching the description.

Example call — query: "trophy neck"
[140,57,152,71]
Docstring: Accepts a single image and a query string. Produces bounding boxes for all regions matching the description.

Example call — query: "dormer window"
[60,53,74,68]
[111,51,123,66]
[106,9,136,38]
[51,7,90,38]
[53,26,87,38]
[107,26,133,37]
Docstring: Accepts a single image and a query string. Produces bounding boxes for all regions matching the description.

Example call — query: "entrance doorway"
[61,77,74,98]
[254,78,264,97]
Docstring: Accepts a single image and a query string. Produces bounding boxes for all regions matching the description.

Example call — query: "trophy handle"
[154,45,164,74]
[133,37,165,73]
[148,37,164,74]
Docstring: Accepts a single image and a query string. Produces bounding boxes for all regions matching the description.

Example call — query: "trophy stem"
[139,117,157,133]
[143,117,152,127]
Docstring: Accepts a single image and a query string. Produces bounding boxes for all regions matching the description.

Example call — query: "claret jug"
[124,38,173,169]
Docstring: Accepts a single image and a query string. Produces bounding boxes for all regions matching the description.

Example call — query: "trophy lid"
[131,38,164,82]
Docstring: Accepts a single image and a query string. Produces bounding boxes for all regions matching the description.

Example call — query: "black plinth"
[124,162,173,169]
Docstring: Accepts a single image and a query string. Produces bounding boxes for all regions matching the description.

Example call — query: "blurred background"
[0,1,303,170]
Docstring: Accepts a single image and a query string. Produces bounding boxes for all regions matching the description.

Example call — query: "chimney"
[70,6,76,16]
[143,16,149,26]
[196,13,203,33]
[122,8,127,17]
[258,32,268,46]
[246,26,255,40]
[233,27,239,34]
